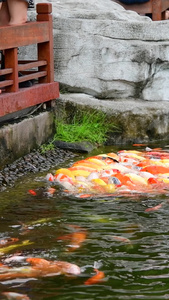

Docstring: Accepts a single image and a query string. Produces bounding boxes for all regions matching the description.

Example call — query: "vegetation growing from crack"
[41,110,120,153]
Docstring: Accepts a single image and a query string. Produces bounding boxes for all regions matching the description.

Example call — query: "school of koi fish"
[0,224,105,299]
[46,148,169,198]
[1,147,169,299]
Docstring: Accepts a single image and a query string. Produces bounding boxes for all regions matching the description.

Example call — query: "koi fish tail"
[84,268,105,285]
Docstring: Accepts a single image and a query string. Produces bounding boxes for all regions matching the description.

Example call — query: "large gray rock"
[34,0,169,101]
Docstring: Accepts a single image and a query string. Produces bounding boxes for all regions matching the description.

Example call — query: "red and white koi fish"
[2,292,30,300]
[0,257,81,281]
[0,238,19,248]
[46,173,54,182]
[4,254,25,264]
[27,257,81,276]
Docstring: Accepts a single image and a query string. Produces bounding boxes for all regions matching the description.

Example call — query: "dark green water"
[0,145,169,299]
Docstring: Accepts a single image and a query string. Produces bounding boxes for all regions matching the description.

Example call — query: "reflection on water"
[0,145,169,299]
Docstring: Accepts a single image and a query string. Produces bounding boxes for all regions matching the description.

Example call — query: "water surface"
[0,145,169,299]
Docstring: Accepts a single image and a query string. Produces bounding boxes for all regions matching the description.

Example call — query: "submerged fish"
[84,268,105,285]
[27,257,81,276]
[0,238,19,248]
[0,240,33,256]
[28,189,37,196]
[45,187,56,196]
[58,231,87,252]
[57,225,87,251]
[0,257,81,281]
[2,292,30,300]
[108,235,132,244]
[46,149,169,198]
[145,203,164,212]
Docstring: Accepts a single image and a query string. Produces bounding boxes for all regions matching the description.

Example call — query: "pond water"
[0,145,169,300]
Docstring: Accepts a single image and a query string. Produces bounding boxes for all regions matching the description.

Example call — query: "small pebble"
[0,148,77,191]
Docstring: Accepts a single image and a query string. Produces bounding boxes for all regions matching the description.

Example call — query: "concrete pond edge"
[1,93,169,170]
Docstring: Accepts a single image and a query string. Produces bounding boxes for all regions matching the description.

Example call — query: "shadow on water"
[0,144,169,299]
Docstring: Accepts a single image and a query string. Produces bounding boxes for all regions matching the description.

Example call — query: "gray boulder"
[34,0,169,101]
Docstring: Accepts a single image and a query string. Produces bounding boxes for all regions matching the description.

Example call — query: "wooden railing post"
[36,3,54,83]
[152,0,162,21]
[5,48,19,92]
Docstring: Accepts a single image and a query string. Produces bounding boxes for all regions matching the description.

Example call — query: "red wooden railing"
[113,0,169,21]
[0,3,59,117]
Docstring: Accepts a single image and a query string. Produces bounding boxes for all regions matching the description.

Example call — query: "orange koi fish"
[133,144,147,147]
[141,165,169,175]
[106,152,119,162]
[46,187,56,196]
[84,268,105,285]
[69,166,97,172]
[2,292,30,300]
[0,263,6,267]
[67,232,87,251]
[79,194,93,198]
[147,177,159,184]
[67,224,84,230]
[92,184,107,194]
[136,159,152,168]
[72,161,102,170]
[85,158,107,166]
[113,173,133,187]
[57,230,87,251]
[57,233,73,241]
[28,189,37,196]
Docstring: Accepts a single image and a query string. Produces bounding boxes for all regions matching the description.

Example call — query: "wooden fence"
[0,3,59,118]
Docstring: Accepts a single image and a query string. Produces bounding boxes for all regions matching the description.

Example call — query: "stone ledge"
[1,92,169,169]
[0,111,54,168]
[56,93,169,144]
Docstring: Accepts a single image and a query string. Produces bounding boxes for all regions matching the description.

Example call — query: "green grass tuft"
[41,110,120,153]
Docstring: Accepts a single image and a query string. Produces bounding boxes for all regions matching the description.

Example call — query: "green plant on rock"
[41,142,55,153]
[41,110,120,153]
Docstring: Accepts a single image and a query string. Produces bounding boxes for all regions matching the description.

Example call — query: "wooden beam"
[37,4,54,83]
[0,82,59,117]
[5,48,19,92]
[0,22,50,50]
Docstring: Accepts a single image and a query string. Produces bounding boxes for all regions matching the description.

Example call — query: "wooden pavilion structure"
[0,3,59,118]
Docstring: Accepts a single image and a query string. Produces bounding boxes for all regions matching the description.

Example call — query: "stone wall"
[32,0,169,101]
[0,112,54,168]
